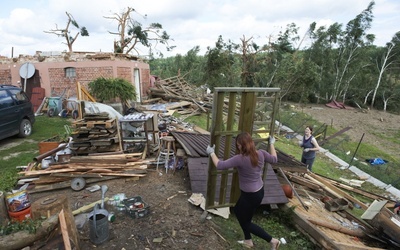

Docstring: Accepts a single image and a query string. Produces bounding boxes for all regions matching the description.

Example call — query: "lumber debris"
[19,151,150,193]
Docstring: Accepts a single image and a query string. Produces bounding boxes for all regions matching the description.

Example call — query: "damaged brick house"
[0,51,152,106]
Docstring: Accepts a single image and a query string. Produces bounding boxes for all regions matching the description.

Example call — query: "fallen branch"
[0,214,59,250]
[209,226,226,242]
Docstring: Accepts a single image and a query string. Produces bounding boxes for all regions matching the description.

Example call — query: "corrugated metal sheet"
[171,131,235,158]
[120,112,154,122]
[171,131,306,169]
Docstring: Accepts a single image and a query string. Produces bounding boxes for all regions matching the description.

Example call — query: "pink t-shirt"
[216,150,277,192]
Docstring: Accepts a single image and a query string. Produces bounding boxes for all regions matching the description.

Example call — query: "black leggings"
[233,187,272,242]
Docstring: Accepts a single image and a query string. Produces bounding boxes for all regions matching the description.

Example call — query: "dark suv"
[0,85,35,140]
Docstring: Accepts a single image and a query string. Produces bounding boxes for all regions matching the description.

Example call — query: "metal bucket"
[88,205,109,245]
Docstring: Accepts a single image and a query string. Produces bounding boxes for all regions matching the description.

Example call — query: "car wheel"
[18,119,32,138]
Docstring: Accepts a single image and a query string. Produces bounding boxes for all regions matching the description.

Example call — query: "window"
[10,89,28,104]
[0,90,14,109]
[65,67,76,78]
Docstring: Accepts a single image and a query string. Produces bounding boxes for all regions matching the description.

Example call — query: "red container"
[8,206,32,222]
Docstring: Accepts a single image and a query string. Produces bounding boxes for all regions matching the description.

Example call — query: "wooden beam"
[306,217,365,237]
[283,204,340,250]
[0,214,59,250]
[28,176,118,194]
[306,173,368,210]
[58,209,72,250]
[287,173,322,191]
[72,198,110,215]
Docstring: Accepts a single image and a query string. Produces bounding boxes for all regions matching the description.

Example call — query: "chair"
[156,136,176,173]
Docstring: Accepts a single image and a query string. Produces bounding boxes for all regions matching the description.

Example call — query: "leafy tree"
[271,23,300,56]
[105,7,174,57]
[88,77,136,114]
[44,12,89,52]
[149,46,206,85]
[203,36,240,89]
[239,35,264,87]
[306,1,375,103]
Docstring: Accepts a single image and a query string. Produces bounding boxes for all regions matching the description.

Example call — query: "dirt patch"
[292,103,400,158]
[29,167,230,250]
[0,139,36,152]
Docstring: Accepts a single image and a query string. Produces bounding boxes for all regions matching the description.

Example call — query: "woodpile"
[19,153,150,194]
[70,112,120,155]
[147,75,213,119]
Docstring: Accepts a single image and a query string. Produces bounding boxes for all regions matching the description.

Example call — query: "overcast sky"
[0,0,398,58]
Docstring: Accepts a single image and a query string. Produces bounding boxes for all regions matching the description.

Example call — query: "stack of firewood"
[70,112,120,155]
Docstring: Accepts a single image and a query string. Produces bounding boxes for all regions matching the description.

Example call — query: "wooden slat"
[58,209,72,250]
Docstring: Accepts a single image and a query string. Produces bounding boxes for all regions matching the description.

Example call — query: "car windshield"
[10,89,29,104]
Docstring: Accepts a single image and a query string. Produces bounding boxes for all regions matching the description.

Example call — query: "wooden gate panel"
[206,87,280,209]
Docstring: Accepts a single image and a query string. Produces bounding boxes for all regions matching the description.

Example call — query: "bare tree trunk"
[382,92,393,112]
[371,43,395,109]
[363,89,373,105]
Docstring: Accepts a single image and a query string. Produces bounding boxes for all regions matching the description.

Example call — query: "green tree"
[88,77,137,114]
[149,46,206,85]
[203,36,241,89]
[306,1,375,103]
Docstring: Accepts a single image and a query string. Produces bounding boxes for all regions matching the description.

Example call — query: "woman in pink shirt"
[207,132,281,249]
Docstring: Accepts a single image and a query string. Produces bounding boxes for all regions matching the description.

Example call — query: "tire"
[18,119,32,138]
[60,109,68,118]
[72,110,79,119]
[47,108,55,117]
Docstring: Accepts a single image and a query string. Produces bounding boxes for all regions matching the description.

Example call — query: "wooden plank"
[95,172,146,177]
[287,173,322,191]
[27,176,119,194]
[58,209,72,250]
[306,173,368,210]
[21,168,77,176]
[306,217,364,237]
[319,126,352,145]
[285,195,379,250]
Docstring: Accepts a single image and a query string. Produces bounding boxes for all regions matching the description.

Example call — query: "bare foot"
[270,238,281,250]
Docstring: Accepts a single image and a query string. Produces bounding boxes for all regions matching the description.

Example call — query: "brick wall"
[141,68,151,97]
[116,67,131,82]
[0,52,150,101]
[0,69,12,84]
[48,66,114,97]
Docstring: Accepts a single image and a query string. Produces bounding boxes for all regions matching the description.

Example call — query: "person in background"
[299,126,320,171]
[394,201,400,215]
[206,132,281,249]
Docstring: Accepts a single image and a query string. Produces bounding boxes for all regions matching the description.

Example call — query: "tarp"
[325,100,354,109]
[366,158,388,165]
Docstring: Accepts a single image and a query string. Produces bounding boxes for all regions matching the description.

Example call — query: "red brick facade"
[0,52,151,102]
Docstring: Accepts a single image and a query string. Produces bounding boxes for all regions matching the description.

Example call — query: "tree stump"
[31,194,80,249]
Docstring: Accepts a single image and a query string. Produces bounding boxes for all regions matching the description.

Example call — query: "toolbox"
[123,196,150,218]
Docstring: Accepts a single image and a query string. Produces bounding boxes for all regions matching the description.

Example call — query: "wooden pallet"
[72,119,116,129]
